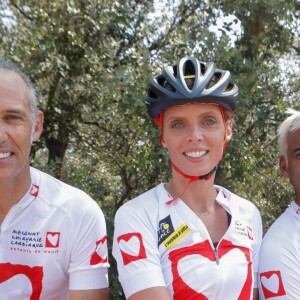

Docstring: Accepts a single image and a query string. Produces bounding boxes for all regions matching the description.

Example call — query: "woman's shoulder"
[116,183,165,216]
[216,185,260,213]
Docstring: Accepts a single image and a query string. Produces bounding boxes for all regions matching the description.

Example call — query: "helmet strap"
[166,162,217,205]
[154,112,164,143]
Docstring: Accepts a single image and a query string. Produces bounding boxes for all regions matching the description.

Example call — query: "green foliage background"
[1,0,300,298]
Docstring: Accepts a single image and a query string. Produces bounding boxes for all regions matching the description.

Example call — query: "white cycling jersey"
[113,183,262,299]
[258,201,300,299]
[0,167,109,300]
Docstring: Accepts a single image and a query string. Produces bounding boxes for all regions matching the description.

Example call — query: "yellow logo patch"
[164,224,190,249]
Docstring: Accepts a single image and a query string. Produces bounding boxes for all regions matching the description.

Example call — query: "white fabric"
[258,201,300,299]
[0,167,109,299]
[113,183,262,299]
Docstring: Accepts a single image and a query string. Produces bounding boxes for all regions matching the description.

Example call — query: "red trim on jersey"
[0,262,43,300]
[90,235,108,265]
[168,239,253,300]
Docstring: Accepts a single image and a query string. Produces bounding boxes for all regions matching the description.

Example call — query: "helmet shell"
[145,56,238,118]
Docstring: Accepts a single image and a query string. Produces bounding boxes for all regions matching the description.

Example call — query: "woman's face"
[161,103,232,177]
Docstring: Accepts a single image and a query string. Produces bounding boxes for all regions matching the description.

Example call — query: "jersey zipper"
[214,246,219,265]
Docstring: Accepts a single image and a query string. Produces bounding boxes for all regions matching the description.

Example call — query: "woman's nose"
[187,125,203,142]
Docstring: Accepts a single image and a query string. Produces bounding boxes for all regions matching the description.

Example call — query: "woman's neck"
[166,175,218,213]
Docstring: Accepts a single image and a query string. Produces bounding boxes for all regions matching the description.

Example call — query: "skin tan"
[0,71,108,300]
[129,103,259,300]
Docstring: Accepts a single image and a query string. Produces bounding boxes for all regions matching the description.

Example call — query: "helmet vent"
[148,89,160,99]
[206,72,222,89]
[200,62,206,75]
[225,82,234,91]
[183,60,196,90]
[158,76,176,92]
[172,64,178,77]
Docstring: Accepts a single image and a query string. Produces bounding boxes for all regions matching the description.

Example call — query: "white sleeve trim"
[120,267,166,298]
[69,269,109,290]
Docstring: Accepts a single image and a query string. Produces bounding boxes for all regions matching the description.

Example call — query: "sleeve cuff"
[69,268,109,290]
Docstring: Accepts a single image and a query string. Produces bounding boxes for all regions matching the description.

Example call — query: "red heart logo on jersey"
[169,239,252,300]
[117,232,147,266]
[260,271,286,299]
[90,236,108,265]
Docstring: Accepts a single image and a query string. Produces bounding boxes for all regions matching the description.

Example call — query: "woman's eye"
[203,118,216,125]
[171,122,183,128]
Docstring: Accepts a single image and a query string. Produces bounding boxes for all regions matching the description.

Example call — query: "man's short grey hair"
[277,108,300,160]
[0,59,38,122]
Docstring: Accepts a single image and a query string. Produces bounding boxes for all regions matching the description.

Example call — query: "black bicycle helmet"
[145,56,238,119]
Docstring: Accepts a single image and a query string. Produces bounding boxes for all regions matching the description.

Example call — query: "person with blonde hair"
[113,56,262,300]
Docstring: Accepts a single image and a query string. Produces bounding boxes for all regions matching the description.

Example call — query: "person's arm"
[128,287,172,300]
[68,194,109,296]
[69,288,109,300]
[113,199,168,299]
[252,287,259,300]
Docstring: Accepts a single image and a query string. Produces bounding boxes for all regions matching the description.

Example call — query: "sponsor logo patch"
[234,221,253,240]
[164,224,190,249]
[158,215,174,246]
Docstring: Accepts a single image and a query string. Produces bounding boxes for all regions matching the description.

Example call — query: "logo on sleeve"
[45,232,60,248]
[260,271,286,299]
[158,215,174,246]
[90,236,108,265]
[117,232,147,266]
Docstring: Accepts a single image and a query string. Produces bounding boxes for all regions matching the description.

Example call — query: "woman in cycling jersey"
[113,56,262,300]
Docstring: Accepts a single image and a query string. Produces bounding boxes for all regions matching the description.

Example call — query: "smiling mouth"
[0,152,11,159]
[184,151,207,158]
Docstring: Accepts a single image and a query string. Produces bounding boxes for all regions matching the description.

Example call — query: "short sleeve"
[112,202,166,298]
[68,196,109,290]
[258,210,300,299]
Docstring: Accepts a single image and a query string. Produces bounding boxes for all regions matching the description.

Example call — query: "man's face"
[280,129,300,204]
[0,71,43,183]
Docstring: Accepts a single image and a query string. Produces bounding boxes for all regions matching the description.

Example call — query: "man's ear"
[32,110,44,142]
[279,155,289,179]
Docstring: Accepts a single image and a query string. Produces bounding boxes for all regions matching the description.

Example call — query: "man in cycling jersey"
[0,59,109,299]
[259,108,300,299]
